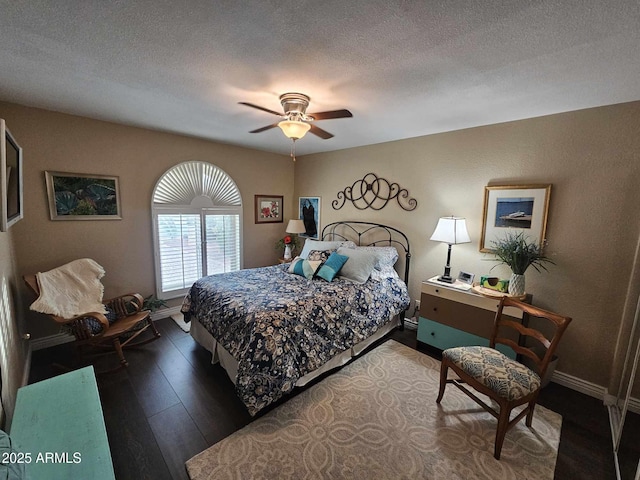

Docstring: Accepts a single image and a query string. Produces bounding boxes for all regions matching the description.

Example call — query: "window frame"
[151,162,243,300]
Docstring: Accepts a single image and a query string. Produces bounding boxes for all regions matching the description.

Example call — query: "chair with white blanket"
[25,259,161,372]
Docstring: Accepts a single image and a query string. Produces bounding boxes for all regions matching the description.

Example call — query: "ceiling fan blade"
[307,109,353,120]
[309,124,334,139]
[239,102,283,117]
[249,123,279,133]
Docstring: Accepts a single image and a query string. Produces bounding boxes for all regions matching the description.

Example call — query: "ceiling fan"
[239,92,353,140]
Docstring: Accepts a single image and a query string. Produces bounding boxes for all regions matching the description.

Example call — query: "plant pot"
[283,244,292,260]
[508,273,525,296]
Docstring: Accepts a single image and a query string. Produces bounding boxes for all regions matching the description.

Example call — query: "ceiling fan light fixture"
[278,119,311,140]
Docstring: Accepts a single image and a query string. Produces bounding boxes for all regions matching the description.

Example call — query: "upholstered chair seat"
[443,346,541,401]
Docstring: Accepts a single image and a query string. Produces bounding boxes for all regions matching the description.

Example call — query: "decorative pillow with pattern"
[288,257,322,280]
[307,249,333,262]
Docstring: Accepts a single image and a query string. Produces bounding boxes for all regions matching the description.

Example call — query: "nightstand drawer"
[417,318,515,359]
[421,282,525,319]
[420,292,500,339]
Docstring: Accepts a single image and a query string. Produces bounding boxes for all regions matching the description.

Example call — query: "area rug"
[170,312,190,332]
[186,340,561,480]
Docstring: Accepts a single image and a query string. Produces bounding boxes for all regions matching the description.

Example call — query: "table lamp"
[430,216,470,283]
[284,219,306,259]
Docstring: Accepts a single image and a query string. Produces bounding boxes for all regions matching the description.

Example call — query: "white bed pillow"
[335,247,378,284]
[299,239,356,259]
[370,264,402,282]
[352,246,399,269]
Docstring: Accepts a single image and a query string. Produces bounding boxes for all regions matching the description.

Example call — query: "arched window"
[152,161,242,299]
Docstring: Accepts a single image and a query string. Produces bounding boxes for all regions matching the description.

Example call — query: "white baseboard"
[603,392,640,415]
[550,369,606,399]
[30,332,75,351]
[150,305,182,321]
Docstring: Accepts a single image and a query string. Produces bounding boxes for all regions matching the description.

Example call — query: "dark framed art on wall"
[254,194,283,224]
[298,196,321,240]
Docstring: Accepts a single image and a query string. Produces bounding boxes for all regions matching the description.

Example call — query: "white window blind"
[152,162,243,298]
[205,214,240,274]
[157,214,202,293]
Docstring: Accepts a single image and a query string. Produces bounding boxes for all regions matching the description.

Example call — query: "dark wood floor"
[29,318,627,480]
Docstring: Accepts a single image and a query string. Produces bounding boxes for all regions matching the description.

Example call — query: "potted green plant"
[143,294,168,313]
[490,231,554,296]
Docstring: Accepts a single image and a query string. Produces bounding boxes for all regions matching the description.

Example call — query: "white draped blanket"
[30,258,107,319]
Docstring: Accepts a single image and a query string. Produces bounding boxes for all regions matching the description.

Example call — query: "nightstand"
[417,280,532,359]
[278,258,291,264]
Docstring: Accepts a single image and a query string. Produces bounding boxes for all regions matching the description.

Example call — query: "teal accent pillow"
[288,258,322,279]
[316,252,349,282]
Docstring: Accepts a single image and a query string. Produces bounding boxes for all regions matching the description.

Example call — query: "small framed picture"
[457,271,475,285]
[254,194,283,224]
[298,196,321,239]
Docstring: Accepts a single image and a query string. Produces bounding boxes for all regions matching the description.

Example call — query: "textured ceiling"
[1,0,639,156]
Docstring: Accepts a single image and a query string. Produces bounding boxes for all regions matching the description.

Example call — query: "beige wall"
[3,99,639,394]
[295,101,640,388]
[0,101,294,339]
[0,226,30,428]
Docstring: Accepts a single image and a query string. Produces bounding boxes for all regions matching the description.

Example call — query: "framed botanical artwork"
[299,196,321,240]
[254,194,283,224]
[480,184,551,252]
[45,171,122,220]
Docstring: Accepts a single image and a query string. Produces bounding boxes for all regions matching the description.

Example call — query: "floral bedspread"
[181,264,409,415]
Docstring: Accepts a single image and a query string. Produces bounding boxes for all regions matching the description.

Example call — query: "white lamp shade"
[278,120,311,139]
[286,219,306,234]
[430,217,471,245]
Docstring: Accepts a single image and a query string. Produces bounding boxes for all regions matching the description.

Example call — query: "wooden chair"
[24,274,161,372]
[435,296,571,459]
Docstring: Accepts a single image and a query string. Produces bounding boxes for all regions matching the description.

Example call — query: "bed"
[181,221,411,415]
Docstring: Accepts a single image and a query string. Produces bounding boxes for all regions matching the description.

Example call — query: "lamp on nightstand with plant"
[430,216,471,283]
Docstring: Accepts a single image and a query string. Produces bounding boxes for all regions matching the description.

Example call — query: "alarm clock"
[457,271,475,285]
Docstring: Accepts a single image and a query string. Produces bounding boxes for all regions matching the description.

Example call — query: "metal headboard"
[321,221,411,290]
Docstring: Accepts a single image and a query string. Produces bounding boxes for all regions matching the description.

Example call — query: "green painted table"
[10,366,115,480]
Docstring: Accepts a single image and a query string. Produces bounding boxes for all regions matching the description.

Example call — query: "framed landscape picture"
[480,184,551,252]
[298,196,320,239]
[254,194,283,224]
[45,171,122,221]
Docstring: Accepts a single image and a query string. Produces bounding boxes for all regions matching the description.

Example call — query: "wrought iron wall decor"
[332,172,417,211]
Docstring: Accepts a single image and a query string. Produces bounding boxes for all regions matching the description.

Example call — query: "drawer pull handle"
[433,307,438,312]
[430,332,435,336]
[435,289,440,293]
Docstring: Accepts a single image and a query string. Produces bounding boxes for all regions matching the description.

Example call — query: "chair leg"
[526,398,537,427]
[436,358,449,403]
[494,404,510,460]
[148,317,161,338]
[112,337,128,368]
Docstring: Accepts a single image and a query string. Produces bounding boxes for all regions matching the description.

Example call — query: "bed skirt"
[189,316,401,388]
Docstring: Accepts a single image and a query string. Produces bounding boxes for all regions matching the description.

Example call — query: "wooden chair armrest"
[104,293,144,315]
